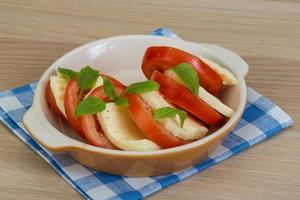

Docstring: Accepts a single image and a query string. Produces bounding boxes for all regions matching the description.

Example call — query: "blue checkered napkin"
[0,29,293,200]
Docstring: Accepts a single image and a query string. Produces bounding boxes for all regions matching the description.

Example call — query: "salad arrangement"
[46,46,237,151]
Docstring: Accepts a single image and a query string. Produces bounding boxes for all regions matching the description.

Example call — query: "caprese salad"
[46,46,237,151]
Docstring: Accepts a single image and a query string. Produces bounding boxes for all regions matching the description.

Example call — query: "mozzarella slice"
[139,91,208,140]
[97,103,160,151]
[200,57,237,85]
[165,70,234,117]
[84,76,104,98]
[49,73,68,117]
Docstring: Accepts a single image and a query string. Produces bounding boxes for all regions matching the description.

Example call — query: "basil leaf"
[126,80,159,94]
[77,66,99,92]
[115,97,128,106]
[75,96,106,116]
[153,107,178,119]
[172,63,199,95]
[153,107,187,128]
[177,110,187,128]
[103,76,117,101]
[58,67,77,80]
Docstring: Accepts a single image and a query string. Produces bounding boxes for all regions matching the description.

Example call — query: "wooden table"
[0,1,299,199]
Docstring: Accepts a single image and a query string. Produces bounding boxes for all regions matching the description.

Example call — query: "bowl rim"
[26,34,247,157]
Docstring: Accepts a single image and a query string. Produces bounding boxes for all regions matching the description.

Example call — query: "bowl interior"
[40,35,243,146]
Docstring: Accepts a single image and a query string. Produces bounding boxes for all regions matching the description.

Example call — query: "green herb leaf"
[115,97,128,106]
[126,80,159,94]
[177,110,187,128]
[75,96,106,116]
[172,63,199,95]
[58,67,77,80]
[103,76,117,101]
[153,107,187,128]
[77,66,99,92]
[153,107,178,120]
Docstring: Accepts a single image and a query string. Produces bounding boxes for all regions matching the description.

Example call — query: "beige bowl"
[23,35,248,176]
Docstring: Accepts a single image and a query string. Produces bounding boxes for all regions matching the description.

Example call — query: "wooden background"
[0,0,299,199]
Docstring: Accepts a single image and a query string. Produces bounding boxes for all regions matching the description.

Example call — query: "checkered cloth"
[0,29,293,200]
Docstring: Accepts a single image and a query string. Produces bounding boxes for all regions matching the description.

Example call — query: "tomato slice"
[79,114,116,149]
[78,77,125,149]
[142,46,222,95]
[64,78,84,137]
[45,81,66,120]
[151,70,223,126]
[127,93,189,149]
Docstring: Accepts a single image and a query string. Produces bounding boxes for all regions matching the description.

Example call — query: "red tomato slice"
[45,81,66,120]
[127,93,189,149]
[142,46,222,95]
[79,82,125,149]
[151,70,223,126]
[64,78,84,137]
[79,114,116,149]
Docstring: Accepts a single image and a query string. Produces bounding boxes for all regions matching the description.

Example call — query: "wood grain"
[0,0,299,199]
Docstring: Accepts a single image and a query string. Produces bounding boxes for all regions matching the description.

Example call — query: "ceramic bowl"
[23,35,248,176]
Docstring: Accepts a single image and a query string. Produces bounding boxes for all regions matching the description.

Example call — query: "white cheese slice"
[49,73,68,117]
[164,70,234,117]
[139,91,208,140]
[201,57,237,85]
[97,103,160,151]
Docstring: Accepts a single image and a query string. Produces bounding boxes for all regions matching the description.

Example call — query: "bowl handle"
[23,107,79,150]
[199,43,249,77]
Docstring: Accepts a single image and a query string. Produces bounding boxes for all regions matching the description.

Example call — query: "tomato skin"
[64,78,84,137]
[127,93,189,149]
[79,114,116,149]
[151,70,223,126]
[78,77,125,149]
[45,81,66,120]
[142,46,222,95]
